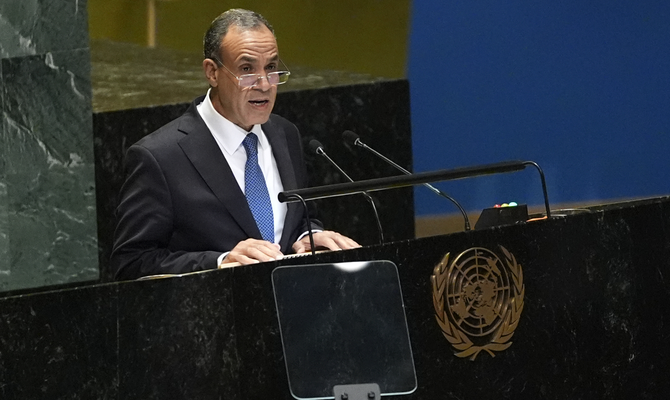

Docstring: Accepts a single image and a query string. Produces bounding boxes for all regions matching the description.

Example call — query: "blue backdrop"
[408,0,670,215]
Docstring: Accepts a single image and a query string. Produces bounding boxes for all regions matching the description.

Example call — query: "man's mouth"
[249,100,269,106]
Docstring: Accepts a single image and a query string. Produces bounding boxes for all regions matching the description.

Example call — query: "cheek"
[214,72,226,88]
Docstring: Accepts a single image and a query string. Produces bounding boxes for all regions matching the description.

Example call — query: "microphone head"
[342,130,361,146]
[308,139,325,155]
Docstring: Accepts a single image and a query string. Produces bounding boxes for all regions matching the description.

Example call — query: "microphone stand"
[311,141,385,245]
[345,132,471,231]
[283,193,316,255]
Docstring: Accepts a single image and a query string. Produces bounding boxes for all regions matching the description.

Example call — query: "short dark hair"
[203,9,275,61]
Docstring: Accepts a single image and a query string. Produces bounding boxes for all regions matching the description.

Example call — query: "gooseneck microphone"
[308,139,384,244]
[342,130,471,231]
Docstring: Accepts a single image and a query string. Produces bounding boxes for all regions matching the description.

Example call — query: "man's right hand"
[222,239,283,265]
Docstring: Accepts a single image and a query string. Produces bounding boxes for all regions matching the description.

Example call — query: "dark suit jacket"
[111,96,321,280]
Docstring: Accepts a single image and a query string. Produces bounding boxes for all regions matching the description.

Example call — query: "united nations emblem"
[431,246,524,360]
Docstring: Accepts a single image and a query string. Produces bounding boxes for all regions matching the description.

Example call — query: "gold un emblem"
[431,246,525,360]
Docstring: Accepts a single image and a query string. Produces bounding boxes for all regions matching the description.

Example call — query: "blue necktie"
[242,133,274,242]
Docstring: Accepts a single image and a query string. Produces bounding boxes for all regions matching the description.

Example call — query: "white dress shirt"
[196,89,288,250]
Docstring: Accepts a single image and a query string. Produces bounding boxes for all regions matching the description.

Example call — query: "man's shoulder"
[267,113,293,125]
[264,113,298,135]
[134,97,205,151]
[135,118,184,149]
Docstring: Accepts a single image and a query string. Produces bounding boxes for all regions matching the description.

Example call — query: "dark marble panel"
[228,263,290,399]
[93,80,414,282]
[0,49,98,292]
[589,201,670,398]
[1,197,670,399]
[402,204,669,399]
[117,271,240,400]
[242,197,670,399]
[0,179,6,288]
[0,178,6,279]
[93,103,189,282]
[0,0,89,59]
[0,284,118,399]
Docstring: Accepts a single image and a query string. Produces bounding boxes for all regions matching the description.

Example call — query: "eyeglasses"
[211,56,291,88]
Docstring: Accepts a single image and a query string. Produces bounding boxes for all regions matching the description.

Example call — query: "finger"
[247,243,283,261]
[235,254,260,265]
[331,231,360,247]
[292,238,308,253]
[229,240,282,263]
[312,234,340,251]
[337,235,361,249]
[318,232,361,250]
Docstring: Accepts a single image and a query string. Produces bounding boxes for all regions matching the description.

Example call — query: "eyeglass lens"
[239,72,289,87]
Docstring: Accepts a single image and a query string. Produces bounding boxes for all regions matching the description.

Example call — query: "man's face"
[206,25,279,131]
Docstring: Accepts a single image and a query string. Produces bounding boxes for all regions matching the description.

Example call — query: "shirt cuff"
[217,252,230,268]
[296,229,323,242]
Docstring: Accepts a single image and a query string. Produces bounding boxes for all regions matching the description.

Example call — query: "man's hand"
[223,239,283,265]
[292,231,361,254]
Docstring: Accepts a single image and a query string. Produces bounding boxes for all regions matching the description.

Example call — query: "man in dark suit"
[111,9,359,280]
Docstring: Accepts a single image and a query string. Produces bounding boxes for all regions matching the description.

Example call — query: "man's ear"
[203,58,218,87]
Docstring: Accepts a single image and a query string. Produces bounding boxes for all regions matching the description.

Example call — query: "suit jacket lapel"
[263,118,302,251]
[177,101,262,240]
[264,119,297,191]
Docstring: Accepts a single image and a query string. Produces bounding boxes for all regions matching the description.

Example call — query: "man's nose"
[255,75,272,91]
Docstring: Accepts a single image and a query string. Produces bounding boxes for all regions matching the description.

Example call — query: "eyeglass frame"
[210,55,291,89]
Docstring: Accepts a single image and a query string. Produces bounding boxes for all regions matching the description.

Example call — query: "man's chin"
[248,113,273,126]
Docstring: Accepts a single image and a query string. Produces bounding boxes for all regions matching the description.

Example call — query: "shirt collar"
[198,88,269,155]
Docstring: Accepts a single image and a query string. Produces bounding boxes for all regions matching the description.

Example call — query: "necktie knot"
[242,133,259,157]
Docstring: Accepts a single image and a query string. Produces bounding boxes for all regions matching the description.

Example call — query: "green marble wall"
[0,0,98,292]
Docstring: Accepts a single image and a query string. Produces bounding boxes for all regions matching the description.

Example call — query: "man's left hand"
[292,231,361,254]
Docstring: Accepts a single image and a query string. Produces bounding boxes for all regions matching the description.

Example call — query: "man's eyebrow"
[238,55,279,63]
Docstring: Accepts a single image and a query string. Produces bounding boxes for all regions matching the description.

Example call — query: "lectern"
[272,261,417,399]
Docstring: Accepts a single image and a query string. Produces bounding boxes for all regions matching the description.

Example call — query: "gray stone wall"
[0,0,98,292]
